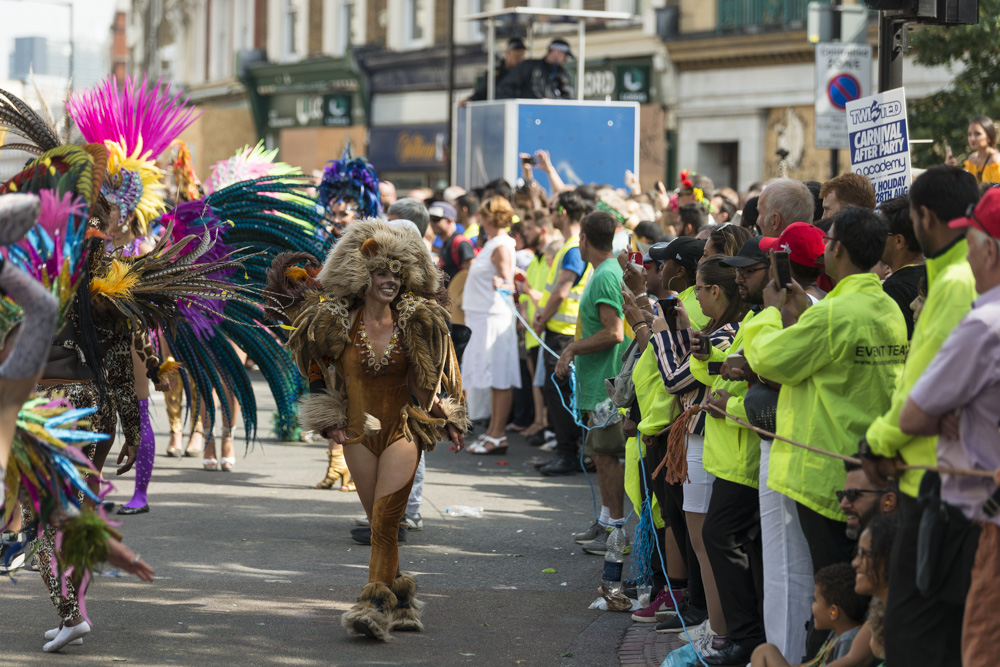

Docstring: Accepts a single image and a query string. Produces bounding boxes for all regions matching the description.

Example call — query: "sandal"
[466,435,508,455]
[203,458,219,471]
[219,457,236,472]
[184,430,205,457]
[166,432,183,458]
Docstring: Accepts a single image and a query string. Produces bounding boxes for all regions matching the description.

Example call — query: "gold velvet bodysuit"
[341,312,412,457]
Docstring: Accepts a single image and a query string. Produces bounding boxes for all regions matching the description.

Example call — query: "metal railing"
[717,0,829,32]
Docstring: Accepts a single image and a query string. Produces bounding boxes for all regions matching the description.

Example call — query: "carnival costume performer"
[0,190,154,654]
[268,219,468,640]
[306,151,383,491]
[66,74,199,511]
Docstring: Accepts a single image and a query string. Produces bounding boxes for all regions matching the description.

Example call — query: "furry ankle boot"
[341,582,396,641]
[390,573,425,632]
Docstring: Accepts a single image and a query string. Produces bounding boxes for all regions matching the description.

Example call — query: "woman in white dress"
[462,197,521,454]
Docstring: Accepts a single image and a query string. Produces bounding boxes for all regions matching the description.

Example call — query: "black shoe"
[655,601,707,634]
[526,432,547,447]
[534,455,561,470]
[539,455,580,476]
[350,526,408,545]
[701,640,756,666]
[116,504,149,515]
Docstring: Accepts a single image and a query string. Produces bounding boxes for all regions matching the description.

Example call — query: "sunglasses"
[835,488,887,503]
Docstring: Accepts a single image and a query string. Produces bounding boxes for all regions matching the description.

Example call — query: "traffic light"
[862,0,978,24]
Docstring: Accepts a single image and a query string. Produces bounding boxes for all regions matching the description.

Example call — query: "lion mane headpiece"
[317,218,440,298]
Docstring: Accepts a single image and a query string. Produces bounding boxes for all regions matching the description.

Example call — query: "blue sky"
[0,0,115,79]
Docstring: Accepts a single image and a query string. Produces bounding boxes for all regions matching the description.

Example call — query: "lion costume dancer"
[270,220,467,640]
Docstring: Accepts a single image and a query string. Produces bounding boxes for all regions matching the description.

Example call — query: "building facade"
[125,0,955,193]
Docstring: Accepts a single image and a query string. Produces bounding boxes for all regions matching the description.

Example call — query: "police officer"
[496,38,575,100]
[462,37,527,105]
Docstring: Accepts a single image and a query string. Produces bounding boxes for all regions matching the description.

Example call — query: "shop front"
[243,58,368,174]
[368,123,449,191]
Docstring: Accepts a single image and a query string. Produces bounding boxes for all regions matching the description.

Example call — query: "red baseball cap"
[758,222,825,267]
[949,187,1000,239]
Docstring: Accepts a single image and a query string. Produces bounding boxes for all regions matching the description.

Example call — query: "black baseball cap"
[649,237,704,274]
[508,37,526,50]
[720,236,769,268]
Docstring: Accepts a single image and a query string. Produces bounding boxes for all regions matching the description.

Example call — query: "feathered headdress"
[170,139,202,202]
[317,218,440,299]
[66,75,200,235]
[0,87,61,156]
[204,141,298,195]
[317,149,382,219]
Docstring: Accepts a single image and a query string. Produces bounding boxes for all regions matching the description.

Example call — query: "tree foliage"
[908,0,1000,166]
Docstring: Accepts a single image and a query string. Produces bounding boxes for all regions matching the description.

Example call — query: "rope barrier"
[702,403,995,480]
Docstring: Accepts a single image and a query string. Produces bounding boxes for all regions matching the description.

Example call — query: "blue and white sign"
[815,43,872,149]
[846,87,911,203]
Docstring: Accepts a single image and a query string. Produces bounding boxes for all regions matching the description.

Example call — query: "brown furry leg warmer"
[390,573,425,632]
[341,582,397,641]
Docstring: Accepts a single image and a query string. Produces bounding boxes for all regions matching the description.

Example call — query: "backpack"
[449,234,477,268]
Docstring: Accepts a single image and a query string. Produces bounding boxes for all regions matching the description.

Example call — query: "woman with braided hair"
[271,219,467,640]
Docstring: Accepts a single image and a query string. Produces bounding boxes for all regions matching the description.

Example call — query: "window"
[405,0,424,43]
[284,0,299,57]
[210,0,233,79]
[461,0,486,44]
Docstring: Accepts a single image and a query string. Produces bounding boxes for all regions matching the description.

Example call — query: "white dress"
[461,234,522,391]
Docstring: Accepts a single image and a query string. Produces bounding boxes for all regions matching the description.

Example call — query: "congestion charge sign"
[846,88,912,203]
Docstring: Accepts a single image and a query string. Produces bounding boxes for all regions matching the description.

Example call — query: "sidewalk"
[618,619,686,666]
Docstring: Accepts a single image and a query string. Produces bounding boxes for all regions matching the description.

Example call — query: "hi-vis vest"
[539,235,592,335]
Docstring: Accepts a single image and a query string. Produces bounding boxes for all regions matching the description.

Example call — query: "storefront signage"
[369,125,447,171]
[266,93,353,129]
[583,63,652,104]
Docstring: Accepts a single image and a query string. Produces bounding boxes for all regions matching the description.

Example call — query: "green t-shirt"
[575,258,628,411]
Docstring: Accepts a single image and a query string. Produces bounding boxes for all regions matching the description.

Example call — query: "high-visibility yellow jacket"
[520,252,551,351]
[538,235,592,336]
[744,273,907,520]
[866,238,978,497]
[624,287,707,528]
[690,309,761,489]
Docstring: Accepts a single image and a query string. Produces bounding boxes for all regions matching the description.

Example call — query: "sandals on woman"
[466,435,508,455]
[220,457,236,472]
[203,458,219,471]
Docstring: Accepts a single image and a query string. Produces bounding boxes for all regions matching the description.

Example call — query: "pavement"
[0,372,653,666]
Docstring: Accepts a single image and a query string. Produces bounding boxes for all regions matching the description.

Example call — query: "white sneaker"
[678,619,710,645]
[353,515,369,526]
[43,621,90,652]
[402,514,423,531]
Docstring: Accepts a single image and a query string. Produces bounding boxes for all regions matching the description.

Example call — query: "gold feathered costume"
[267,218,467,641]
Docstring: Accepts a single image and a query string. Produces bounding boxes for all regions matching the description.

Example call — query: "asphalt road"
[1,373,635,666]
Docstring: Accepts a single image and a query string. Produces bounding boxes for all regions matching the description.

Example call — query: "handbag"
[916,471,981,606]
[606,339,640,409]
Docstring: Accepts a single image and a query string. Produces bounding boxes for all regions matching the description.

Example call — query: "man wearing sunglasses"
[860,165,981,667]
[838,461,897,541]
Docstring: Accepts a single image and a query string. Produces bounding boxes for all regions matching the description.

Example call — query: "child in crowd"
[750,563,870,667]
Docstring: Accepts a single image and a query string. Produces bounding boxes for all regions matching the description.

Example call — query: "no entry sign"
[815,43,872,149]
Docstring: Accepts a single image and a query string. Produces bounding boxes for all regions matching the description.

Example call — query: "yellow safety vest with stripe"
[539,235,592,335]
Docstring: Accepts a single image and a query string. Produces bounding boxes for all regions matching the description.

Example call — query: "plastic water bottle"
[602,526,627,595]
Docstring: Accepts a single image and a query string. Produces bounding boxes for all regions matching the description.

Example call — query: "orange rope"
[653,405,700,484]
[703,404,995,479]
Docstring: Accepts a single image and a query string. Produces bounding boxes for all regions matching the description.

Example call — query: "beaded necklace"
[357,318,400,374]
